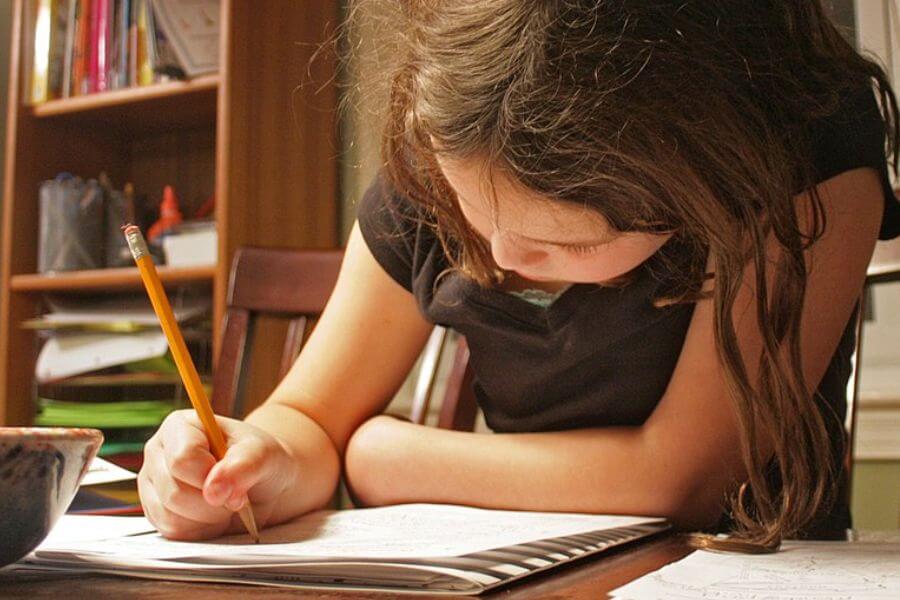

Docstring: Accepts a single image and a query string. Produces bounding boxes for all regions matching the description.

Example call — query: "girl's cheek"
[559,252,644,283]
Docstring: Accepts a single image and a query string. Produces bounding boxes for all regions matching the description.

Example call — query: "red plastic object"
[147,185,184,242]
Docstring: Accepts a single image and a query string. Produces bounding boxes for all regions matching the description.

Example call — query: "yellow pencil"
[123,224,260,543]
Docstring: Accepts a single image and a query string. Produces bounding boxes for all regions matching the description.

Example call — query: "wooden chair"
[211,246,478,430]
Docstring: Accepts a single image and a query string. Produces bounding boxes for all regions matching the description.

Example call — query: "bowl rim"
[0,427,104,442]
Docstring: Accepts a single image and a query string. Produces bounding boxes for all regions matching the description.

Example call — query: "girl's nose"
[490,233,547,272]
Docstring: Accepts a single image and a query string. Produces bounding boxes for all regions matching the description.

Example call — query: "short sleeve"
[807,84,900,240]
[356,173,429,292]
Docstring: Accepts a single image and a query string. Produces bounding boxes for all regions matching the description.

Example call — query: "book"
[90,0,109,92]
[115,0,131,88]
[72,0,91,94]
[135,0,154,85]
[161,220,217,267]
[60,0,77,97]
[150,0,219,78]
[128,0,138,84]
[24,504,668,595]
[47,0,70,99]
[30,0,53,103]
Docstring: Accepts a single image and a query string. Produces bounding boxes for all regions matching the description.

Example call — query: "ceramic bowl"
[0,427,103,568]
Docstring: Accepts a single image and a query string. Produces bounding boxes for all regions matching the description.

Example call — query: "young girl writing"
[139,1,900,551]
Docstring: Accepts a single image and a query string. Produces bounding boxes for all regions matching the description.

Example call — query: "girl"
[139,1,900,551]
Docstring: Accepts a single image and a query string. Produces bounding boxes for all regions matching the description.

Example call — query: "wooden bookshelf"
[10,265,216,292]
[0,0,340,426]
[29,75,219,133]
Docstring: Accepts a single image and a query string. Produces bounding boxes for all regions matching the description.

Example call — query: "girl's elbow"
[638,426,730,530]
[344,416,399,506]
[654,473,727,531]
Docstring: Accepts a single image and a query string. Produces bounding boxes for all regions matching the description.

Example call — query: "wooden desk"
[0,534,691,600]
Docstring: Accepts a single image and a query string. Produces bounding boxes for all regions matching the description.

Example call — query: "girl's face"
[437,155,673,284]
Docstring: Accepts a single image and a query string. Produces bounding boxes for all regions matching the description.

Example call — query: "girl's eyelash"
[561,243,604,255]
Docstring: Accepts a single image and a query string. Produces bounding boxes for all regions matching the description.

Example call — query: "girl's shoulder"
[356,172,446,294]
[805,83,900,240]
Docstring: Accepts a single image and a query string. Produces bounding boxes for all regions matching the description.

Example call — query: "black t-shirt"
[357,84,900,537]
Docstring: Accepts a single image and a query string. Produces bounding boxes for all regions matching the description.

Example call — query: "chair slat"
[211,308,253,417]
[438,337,478,431]
[410,327,449,425]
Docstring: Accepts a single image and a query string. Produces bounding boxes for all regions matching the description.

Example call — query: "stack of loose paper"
[610,539,900,600]
[19,504,668,595]
[68,456,141,515]
[30,294,211,469]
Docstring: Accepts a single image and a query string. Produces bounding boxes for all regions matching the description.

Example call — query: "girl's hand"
[138,409,298,540]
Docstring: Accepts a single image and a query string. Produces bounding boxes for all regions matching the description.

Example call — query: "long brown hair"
[366,1,897,549]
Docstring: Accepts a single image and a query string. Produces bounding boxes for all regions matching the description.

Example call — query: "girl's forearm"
[244,402,341,525]
[345,416,723,528]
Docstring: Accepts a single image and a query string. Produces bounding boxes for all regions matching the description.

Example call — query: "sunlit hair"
[349,0,898,550]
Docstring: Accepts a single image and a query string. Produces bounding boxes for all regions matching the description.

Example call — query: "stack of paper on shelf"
[19,504,669,595]
[28,293,212,471]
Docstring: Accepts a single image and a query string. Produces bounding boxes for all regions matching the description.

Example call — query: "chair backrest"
[211,247,343,418]
[211,246,478,431]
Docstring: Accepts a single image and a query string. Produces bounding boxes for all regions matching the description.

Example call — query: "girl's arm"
[241,223,435,525]
[345,167,884,529]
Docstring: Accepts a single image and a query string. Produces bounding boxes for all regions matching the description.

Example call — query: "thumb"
[202,436,267,509]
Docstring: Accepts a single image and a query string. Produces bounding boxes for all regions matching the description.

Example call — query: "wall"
[850,0,900,531]
[338,0,397,242]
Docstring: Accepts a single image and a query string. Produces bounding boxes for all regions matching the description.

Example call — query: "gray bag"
[104,180,136,268]
[37,175,105,272]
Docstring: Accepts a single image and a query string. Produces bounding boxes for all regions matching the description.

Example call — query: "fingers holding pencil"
[140,410,296,541]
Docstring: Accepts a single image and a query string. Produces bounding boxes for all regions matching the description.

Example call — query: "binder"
[27,504,669,595]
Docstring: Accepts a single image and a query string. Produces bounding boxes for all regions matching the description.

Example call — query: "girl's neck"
[497,271,573,294]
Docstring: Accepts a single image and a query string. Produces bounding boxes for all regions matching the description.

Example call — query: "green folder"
[34,398,176,428]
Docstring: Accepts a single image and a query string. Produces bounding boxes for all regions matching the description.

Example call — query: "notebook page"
[39,503,663,562]
[37,515,154,546]
[610,540,900,600]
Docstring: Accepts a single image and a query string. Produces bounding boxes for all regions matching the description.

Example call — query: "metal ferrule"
[124,227,150,261]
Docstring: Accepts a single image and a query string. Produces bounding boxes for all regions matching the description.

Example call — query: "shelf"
[28,76,219,134]
[10,265,216,293]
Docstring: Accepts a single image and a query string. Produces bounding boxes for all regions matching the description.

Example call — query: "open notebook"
[22,504,668,595]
